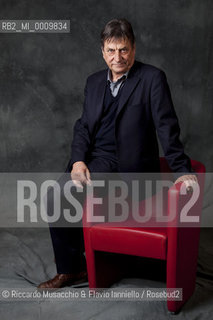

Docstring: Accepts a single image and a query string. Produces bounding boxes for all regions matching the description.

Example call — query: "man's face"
[102,37,135,81]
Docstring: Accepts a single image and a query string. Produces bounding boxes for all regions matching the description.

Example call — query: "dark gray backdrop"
[0,0,212,172]
[0,3,213,319]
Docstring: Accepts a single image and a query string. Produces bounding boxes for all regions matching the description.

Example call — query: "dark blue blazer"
[66,61,192,176]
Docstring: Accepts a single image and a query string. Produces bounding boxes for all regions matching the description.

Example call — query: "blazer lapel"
[116,75,140,118]
[92,61,141,124]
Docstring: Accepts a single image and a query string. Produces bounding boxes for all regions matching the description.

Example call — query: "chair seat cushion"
[90,224,167,260]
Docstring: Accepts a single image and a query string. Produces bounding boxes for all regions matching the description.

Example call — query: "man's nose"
[114,50,122,62]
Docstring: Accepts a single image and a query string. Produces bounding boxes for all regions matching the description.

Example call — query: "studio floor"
[0,227,213,320]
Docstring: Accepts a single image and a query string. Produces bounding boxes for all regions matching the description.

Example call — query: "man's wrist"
[72,161,85,167]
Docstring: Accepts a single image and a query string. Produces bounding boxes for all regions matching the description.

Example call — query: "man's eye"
[121,49,128,53]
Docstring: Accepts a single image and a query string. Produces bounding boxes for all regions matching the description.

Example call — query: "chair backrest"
[190,159,206,173]
[160,157,206,174]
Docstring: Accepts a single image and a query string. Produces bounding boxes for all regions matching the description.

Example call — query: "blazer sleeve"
[150,70,193,179]
[69,80,91,168]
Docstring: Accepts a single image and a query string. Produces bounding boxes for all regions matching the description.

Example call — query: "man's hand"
[174,174,198,193]
[71,161,92,189]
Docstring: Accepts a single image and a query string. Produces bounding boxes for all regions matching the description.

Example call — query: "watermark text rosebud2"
[16,175,201,227]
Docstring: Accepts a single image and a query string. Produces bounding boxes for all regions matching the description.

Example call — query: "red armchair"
[83,158,205,313]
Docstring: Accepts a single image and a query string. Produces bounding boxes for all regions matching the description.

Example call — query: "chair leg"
[86,249,126,288]
[92,251,125,288]
[169,310,180,315]
[166,227,200,313]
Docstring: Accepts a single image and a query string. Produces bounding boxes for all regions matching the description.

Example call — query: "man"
[38,19,197,289]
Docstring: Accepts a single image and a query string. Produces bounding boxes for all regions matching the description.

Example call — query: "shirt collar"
[107,69,129,84]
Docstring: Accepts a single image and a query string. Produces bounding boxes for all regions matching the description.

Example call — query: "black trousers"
[47,157,118,274]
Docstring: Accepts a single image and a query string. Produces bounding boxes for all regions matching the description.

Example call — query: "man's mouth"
[113,63,125,66]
